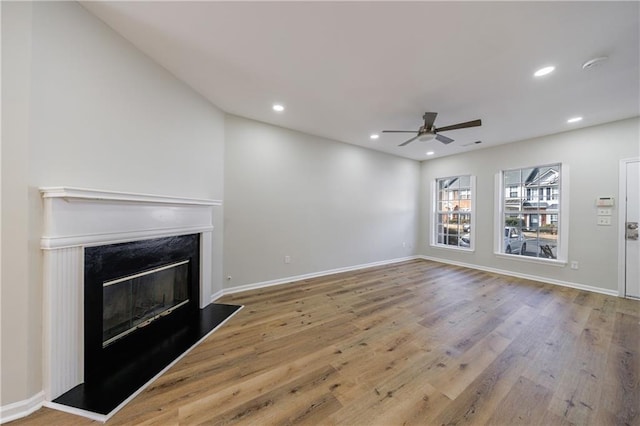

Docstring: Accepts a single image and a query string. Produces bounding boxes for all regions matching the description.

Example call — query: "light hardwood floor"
[10,259,640,425]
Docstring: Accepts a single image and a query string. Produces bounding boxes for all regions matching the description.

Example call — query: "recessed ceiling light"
[534,66,555,77]
[426,151,435,156]
[567,116,583,123]
[272,104,285,112]
[370,134,379,140]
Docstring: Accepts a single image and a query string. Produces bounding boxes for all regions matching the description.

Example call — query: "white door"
[624,160,640,298]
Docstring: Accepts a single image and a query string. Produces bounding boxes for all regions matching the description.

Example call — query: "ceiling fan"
[382,112,481,146]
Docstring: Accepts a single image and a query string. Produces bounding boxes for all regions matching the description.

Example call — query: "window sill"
[431,244,475,253]
[494,252,567,267]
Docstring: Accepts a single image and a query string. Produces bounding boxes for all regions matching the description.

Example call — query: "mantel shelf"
[40,187,222,207]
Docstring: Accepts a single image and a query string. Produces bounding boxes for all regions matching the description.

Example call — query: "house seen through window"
[435,175,473,249]
[501,164,561,259]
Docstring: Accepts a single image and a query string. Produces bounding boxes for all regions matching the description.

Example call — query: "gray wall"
[1,1,225,406]
[223,115,419,288]
[419,117,640,292]
[2,0,35,407]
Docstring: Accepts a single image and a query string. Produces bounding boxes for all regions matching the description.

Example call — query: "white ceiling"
[81,1,640,161]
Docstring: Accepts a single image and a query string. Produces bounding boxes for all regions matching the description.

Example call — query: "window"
[499,164,562,260]
[434,175,474,250]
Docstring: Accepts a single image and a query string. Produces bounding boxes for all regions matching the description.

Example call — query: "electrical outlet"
[284,255,291,264]
[597,216,612,226]
[597,208,612,216]
[570,261,579,270]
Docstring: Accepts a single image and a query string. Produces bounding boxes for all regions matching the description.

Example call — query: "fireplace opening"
[84,234,200,384]
[103,260,190,348]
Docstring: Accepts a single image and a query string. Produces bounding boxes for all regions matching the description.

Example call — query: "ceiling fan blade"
[435,119,482,133]
[435,134,454,144]
[422,112,438,130]
[382,130,419,133]
[399,135,420,146]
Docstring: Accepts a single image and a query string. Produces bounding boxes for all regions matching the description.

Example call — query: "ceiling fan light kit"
[418,134,436,142]
[382,112,482,147]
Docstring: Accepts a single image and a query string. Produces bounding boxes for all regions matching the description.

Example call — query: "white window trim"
[431,175,476,252]
[494,165,569,265]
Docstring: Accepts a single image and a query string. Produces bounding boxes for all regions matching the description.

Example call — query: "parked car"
[504,227,526,254]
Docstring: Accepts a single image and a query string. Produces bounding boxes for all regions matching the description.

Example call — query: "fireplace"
[40,187,241,420]
[84,234,200,383]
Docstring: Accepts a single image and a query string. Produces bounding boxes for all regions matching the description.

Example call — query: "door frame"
[618,157,639,297]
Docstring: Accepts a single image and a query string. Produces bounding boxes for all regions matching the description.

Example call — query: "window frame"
[494,163,569,265]
[431,175,476,252]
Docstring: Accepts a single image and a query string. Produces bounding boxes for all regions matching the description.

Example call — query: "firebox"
[102,260,190,347]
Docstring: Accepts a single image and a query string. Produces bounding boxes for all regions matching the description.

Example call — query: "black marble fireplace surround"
[84,234,200,384]
[52,234,241,416]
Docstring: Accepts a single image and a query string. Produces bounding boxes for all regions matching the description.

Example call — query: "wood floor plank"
[485,375,553,426]
[546,310,616,424]
[594,313,640,426]
[177,347,339,423]
[429,331,511,400]
[520,324,577,391]
[183,365,342,425]
[329,347,449,425]
[10,259,639,426]
[431,314,557,426]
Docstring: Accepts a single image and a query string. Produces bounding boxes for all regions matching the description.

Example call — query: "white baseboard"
[419,255,619,297]
[219,254,617,299]
[210,289,224,303]
[0,391,44,424]
[221,256,419,297]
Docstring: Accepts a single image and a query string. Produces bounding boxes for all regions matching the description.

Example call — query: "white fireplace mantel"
[41,187,221,249]
[40,187,221,402]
